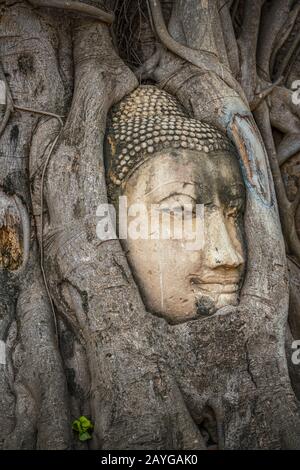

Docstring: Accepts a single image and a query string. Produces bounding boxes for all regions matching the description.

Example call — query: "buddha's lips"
[191,282,240,294]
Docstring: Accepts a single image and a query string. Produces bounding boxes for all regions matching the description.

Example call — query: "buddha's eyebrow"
[157,192,197,204]
[144,181,196,199]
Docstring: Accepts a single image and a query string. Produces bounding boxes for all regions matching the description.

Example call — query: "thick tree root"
[29,0,114,24]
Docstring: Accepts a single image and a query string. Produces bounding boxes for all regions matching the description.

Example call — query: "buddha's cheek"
[123,237,202,323]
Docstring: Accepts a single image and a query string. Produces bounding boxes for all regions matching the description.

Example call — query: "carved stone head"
[105,86,246,324]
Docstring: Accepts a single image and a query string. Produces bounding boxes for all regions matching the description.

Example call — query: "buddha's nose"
[204,211,244,270]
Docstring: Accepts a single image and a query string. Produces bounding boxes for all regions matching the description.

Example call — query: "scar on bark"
[0,225,22,270]
[230,114,270,203]
[0,192,30,272]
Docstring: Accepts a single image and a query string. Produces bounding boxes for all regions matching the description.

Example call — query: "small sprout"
[72,416,94,442]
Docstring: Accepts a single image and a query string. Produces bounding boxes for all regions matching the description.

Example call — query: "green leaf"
[79,431,92,442]
[72,420,81,433]
[72,416,94,442]
[79,416,94,432]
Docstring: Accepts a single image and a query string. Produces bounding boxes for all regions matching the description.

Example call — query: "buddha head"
[105,86,246,324]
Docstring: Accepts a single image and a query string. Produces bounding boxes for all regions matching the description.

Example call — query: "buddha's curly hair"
[105,85,233,204]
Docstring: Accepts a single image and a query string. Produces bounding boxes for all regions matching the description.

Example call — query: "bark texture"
[0,0,300,450]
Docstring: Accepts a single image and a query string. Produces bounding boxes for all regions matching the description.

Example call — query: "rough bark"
[1,0,300,450]
[0,1,71,448]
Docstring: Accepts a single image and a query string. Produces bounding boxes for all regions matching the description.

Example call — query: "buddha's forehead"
[124,149,245,203]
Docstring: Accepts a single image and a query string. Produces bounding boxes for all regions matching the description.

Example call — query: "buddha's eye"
[158,195,197,219]
[160,205,196,219]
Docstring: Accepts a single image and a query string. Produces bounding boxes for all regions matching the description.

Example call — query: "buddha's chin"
[190,289,239,320]
[152,292,239,325]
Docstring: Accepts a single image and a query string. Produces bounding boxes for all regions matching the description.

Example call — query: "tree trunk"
[1,0,300,450]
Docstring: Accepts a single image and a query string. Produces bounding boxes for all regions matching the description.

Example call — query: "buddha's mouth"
[195,283,239,294]
[189,276,240,295]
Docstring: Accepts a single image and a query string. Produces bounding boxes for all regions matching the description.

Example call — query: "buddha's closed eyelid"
[157,193,197,205]
[156,195,199,220]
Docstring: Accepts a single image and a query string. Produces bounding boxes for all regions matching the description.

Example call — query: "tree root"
[28,0,114,24]
[147,0,248,105]
[135,49,161,81]
[250,76,283,112]
[255,101,300,265]
[270,3,300,78]
[237,0,264,103]
[278,133,300,166]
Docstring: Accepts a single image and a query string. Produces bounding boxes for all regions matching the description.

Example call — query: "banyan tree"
[1,0,300,450]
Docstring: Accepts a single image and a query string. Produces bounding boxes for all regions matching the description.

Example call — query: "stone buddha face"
[106,86,246,324]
